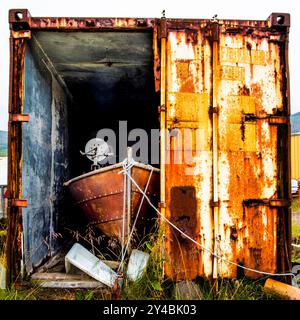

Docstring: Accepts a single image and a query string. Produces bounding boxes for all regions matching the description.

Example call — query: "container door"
[159,21,214,280]
[159,16,290,280]
[215,23,290,278]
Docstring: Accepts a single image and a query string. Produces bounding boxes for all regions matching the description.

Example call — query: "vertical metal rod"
[283,28,292,277]
[126,147,133,254]
[160,33,167,214]
[211,29,220,280]
[159,21,167,278]
[120,172,126,272]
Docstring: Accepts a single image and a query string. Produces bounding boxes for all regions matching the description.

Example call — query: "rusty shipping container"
[6,9,291,285]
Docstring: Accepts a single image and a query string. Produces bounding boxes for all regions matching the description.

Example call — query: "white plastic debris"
[65,243,117,288]
[127,249,149,281]
[0,264,6,289]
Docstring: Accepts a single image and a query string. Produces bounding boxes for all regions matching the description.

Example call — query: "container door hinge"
[243,199,290,208]
[9,114,30,123]
[158,202,166,209]
[209,106,219,115]
[210,200,220,207]
[158,104,166,113]
[10,199,28,208]
[11,30,31,39]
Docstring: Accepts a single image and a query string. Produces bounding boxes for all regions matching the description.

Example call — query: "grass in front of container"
[292,224,300,238]
[0,283,41,300]
[121,225,278,300]
[197,278,278,300]
[292,198,300,213]
[122,225,168,300]
[0,227,40,300]
[0,223,279,300]
[292,250,300,264]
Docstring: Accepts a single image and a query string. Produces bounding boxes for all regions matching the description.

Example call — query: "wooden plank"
[38,280,105,289]
[32,272,91,281]
[31,272,106,288]
[264,278,300,300]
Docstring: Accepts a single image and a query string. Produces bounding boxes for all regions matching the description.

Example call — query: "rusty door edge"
[6,29,29,287]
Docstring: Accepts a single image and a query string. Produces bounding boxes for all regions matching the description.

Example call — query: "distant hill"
[0,131,7,157]
[291,112,300,133]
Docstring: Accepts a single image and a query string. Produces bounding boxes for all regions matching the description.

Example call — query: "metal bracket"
[210,22,219,41]
[9,114,30,123]
[243,114,288,125]
[9,9,31,31]
[209,106,219,115]
[11,30,31,39]
[268,116,289,125]
[243,198,290,208]
[158,104,166,113]
[10,199,28,208]
[159,18,167,39]
[269,199,291,207]
[268,13,290,28]
[158,201,166,209]
[210,200,220,207]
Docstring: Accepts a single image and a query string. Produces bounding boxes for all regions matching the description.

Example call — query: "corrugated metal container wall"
[291,133,300,180]
[6,9,291,285]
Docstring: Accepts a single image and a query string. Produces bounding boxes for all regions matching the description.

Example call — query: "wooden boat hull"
[64,163,159,242]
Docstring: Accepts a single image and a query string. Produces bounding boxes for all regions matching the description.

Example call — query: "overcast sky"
[1,0,299,131]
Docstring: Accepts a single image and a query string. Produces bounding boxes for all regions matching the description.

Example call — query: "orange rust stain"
[165,160,202,280]
[153,24,160,92]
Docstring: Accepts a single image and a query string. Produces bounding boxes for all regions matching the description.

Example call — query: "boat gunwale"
[63,162,160,187]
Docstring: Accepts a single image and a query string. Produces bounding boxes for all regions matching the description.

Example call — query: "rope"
[121,158,295,280]
[120,171,127,272]
[117,159,154,272]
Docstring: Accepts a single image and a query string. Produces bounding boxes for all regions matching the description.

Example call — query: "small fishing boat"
[64,161,160,243]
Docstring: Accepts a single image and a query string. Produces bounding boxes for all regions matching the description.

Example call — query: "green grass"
[292,250,300,264]
[0,287,39,300]
[292,199,300,213]
[292,224,300,237]
[0,278,280,301]
[198,278,277,300]
[122,226,167,300]
[121,226,278,300]
[0,224,282,300]
[0,230,6,237]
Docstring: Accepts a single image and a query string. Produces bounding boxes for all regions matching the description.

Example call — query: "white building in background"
[0,157,7,185]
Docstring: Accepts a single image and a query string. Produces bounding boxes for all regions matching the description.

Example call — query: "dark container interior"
[22,30,159,272]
